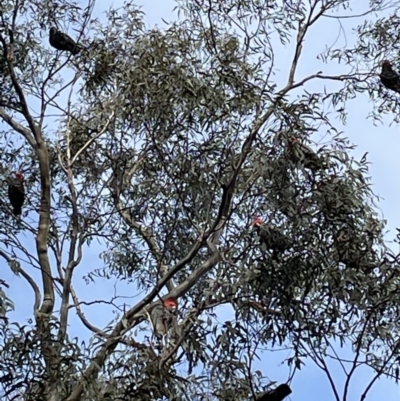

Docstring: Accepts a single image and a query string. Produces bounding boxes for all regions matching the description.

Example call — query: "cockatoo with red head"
[150,297,178,339]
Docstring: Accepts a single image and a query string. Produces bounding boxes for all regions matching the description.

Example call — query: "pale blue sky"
[2,1,400,400]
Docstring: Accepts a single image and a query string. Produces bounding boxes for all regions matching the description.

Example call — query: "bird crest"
[15,172,24,180]
[163,297,177,310]
[252,217,263,227]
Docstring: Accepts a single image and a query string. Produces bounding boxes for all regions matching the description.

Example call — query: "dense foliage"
[0,0,399,400]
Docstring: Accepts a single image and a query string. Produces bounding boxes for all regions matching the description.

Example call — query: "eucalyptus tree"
[0,0,398,400]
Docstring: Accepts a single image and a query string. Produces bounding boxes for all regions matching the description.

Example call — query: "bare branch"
[0,109,36,148]
[0,249,41,312]
[57,84,82,346]
[70,112,115,165]
[0,28,39,139]
[69,284,105,335]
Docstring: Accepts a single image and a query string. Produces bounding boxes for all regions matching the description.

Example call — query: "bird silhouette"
[8,172,25,216]
[49,27,82,55]
[380,60,400,94]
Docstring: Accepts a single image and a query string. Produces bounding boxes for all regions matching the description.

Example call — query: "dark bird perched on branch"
[252,217,291,259]
[379,60,400,94]
[8,172,25,216]
[256,383,292,401]
[49,27,81,55]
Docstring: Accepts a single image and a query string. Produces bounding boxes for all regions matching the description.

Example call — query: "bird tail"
[72,45,82,55]
[13,206,22,216]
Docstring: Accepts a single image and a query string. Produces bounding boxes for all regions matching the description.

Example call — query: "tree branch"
[70,111,114,165]
[66,247,221,401]
[0,28,39,140]
[0,249,41,312]
[69,284,105,335]
[1,20,55,392]
[35,140,53,316]
[110,155,176,291]
[58,83,86,345]
[0,109,36,148]
[0,23,54,316]
[66,30,339,394]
